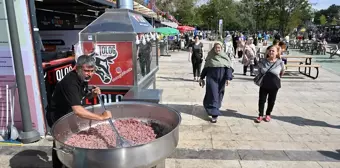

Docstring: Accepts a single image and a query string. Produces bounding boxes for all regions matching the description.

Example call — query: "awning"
[161,21,178,28]
[106,0,158,19]
[133,1,158,19]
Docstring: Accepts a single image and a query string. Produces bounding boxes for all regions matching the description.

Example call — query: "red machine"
[78,9,160,105]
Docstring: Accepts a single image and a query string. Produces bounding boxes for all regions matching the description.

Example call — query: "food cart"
[78,8,162,106]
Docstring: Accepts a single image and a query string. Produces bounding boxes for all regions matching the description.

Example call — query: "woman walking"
[199,42,233,123]
[236,33,245,58]
[188,35,204,81]
[255,45,285,123]
[242,38,256,76]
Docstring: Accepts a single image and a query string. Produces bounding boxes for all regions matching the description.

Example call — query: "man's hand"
[226,80,231,86]
[101,110,112,120]
[92,86,101,97]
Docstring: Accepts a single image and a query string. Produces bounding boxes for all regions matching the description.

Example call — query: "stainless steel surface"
[117,0,134,10]
[51,101,181,168]
[122,88,162,103]
[79,9,159,90]
[79,9,154,34]
[97,95,132,148]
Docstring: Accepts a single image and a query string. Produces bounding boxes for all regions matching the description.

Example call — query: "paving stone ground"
[1,40,340,167]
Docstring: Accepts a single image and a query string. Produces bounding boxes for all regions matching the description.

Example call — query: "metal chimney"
[116,0,133,10]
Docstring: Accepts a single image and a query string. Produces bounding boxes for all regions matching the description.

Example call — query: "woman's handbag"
[254,61,277,86]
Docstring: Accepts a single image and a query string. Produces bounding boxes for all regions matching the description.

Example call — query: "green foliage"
[154,0,315,33]
[320,15,327,25]
[313,5,340,25]
[331,17,338,25]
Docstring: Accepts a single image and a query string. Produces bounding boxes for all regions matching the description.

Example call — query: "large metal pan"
[51,101,181,168]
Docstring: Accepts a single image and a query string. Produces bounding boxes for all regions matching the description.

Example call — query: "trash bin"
[159,41,166,55]
[180,40,185,49]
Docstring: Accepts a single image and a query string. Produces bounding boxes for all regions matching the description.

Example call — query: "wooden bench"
[285,64,321,79]
[283,55,312,65]
[287,60,304,64]
[283,55,312,58]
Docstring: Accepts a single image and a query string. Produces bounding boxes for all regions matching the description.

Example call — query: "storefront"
[0,0,161,139]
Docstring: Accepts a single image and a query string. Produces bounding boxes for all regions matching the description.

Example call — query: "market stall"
[34,0,114,109]
[0,0,164,141]
[34,0,162,131]
[0,0,109,141]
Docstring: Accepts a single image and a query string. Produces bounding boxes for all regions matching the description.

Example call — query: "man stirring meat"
[46,55,112,168]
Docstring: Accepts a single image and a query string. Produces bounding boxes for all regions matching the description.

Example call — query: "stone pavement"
[1,40,340,168]
[158,40,340,167]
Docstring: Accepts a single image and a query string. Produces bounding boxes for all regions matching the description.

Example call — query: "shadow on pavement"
[222,109,340,129]
[167,104,340,129]
[318,150,340,161]
[9,150,51,168]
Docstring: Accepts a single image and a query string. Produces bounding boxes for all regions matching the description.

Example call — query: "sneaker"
[254,116,263,123]
[264,115,271,122]
[211,117,217,123]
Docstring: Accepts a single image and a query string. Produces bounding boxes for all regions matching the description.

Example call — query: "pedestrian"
[242,38,256,76]
[188,35,204,81]
[46,55,112,168]
[138,34,153,76]
[255,45,285,123]
[236,36,245,58]
[199,42,233,123]
[278,41,287,64]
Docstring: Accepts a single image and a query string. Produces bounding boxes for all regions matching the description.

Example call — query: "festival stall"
[1,0,165,141]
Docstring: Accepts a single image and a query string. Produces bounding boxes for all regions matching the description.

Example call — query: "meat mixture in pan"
[65,119,157,149]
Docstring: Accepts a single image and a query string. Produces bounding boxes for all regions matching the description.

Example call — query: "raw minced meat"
[64,119,156,149]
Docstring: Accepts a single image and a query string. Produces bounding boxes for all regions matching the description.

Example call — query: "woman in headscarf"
[242,37,256,76]
[199,42,233,123]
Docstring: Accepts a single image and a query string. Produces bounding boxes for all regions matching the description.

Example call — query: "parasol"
[155,27,179,35]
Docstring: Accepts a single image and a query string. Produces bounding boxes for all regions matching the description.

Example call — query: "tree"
[313,5,340,25]
[157,0,198,26]
[319,15,327,25]
[151,0,316,33]
[331,17,337,25]
[195,0,237,31]
[273,0,312,36]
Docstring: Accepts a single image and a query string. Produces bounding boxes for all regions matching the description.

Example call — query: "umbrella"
[177,26,195,32]
[155,27,179,35]
[300,28,306,32]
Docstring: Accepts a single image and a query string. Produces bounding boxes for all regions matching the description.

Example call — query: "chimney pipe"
[116,0,133,10]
